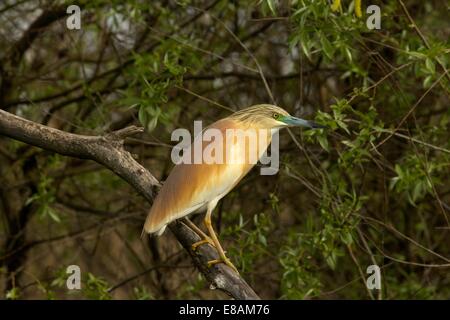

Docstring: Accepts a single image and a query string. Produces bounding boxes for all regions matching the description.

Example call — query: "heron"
[143,104,324,273]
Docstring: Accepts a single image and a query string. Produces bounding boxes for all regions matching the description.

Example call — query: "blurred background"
[0,0,449,299]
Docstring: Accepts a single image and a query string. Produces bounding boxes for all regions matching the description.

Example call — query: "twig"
[398,0,450,84]
[192,7,276,104]
[374,70,448,150]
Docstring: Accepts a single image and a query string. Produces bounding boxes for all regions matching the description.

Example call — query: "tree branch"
[0,109,260,300]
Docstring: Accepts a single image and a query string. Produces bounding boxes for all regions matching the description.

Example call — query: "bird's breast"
[204,127,273,192]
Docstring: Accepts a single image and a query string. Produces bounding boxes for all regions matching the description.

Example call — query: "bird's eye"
[273,113,280,119]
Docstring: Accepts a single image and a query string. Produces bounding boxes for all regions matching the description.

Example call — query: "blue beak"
[281,115,326,129]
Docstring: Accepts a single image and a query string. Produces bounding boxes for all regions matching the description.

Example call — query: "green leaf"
[344,47,353,63]
[425,58,435,74]
[47,208,61,223]
[300,32,312,61]
[412,182,422,203]
[341,140,355,148]
[259,234,267,246]
[336,119,350,134]
[325,252,337,270]
[138,107,148,127]
[319,32,334,59]
[407,51,427,59]
[340,232,353,245]
[147,116,158,132]
[394,164,403,178]
[6,287,20,300]
[266,0,277,15]
[318,135,329,152]
[423,75,433,88]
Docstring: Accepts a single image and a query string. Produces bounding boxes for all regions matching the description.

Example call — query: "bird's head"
[230,104,325,130]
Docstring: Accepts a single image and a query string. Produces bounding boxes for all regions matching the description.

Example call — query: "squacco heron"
[143,104,323,273]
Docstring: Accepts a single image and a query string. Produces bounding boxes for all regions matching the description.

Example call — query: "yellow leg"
[204,208,239,274]
[184,218,215,250]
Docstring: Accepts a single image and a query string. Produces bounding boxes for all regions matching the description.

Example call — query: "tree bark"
[0,109,260,300]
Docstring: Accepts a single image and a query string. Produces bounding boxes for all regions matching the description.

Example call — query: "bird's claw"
[191,237,215,251]
[207,258,239,274]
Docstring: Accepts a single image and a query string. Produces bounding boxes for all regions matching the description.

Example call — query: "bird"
[143,104,324,273]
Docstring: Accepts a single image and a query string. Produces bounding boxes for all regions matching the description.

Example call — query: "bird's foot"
[191,237,215,251]
[207,257,239,274]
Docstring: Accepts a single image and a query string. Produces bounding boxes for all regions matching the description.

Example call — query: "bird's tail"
[140,227,147,239]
